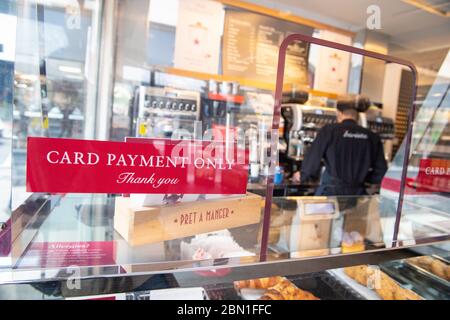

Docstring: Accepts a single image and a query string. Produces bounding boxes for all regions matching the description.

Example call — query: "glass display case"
[0,192,448,300]
[0,0,449,300]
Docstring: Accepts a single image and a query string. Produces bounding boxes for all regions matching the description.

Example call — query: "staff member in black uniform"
[301,98,387,196]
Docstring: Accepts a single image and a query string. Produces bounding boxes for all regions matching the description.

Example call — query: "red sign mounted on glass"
[18,241,116,269]
[26,137,248,194]
[416,158,450,193]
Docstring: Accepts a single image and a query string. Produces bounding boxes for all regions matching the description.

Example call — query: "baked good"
[430,260,447,280]
[407,256,450,281]
[374,272,399,300]
[445,265,450,280]
[234,276,284,290]
[235,277,319,300]
[344,264,422,300]
[259,279,319,300]
[341,231,365,253]
[344,265,369,286]
[413,256,434,268]
[394,287,422,300]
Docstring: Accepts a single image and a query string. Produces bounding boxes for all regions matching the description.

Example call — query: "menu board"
[222,10,313,84]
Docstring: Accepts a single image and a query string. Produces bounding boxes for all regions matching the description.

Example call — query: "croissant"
[259,279,319,300]
[234,276,284,290]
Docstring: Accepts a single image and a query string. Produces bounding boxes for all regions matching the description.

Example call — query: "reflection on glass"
[268,196,384,258]
[279,45,415,249]
[12,0,102,210]
[394,50,450,246]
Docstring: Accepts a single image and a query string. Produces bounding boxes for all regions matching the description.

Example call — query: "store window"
[0,0,16,246]
[11,0,103,209]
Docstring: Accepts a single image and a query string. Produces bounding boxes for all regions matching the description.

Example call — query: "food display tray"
[403,257,449,289]
[287,272,365,300]
[380,260,450,300]
[327,268,381,300]
[202,271,364,300]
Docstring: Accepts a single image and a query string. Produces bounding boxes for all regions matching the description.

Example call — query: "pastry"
[374,273,398,300]
[344,265,369,286]
[344,264,422,300]
[342,231,365,253]
[259,279,319,300]
[430,260,447,280]
[234,276,284,290]
[408,256,450,281]
[416,256,434,267]
[394,287,422,300]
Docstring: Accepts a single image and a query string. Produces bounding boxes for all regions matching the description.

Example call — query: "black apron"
[315,170,366,196]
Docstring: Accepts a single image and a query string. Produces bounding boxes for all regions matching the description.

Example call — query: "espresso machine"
[280,102,337,179]
[131,86,201,140]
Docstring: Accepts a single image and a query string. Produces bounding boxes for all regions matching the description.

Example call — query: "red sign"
[18,241,115,268]
[416,158,450,193]
[26,137,248,194]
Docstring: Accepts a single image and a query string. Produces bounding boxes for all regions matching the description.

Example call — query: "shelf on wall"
[163,67,340,100]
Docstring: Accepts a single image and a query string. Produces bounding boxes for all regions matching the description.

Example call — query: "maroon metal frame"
[259,33,418,261]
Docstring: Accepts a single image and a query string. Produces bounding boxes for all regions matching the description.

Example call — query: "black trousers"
[315,184,366,197]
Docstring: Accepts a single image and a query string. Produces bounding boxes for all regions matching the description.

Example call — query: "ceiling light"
[401,0,450,18]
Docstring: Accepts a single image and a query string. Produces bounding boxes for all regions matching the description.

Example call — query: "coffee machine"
[280,101,337,179]
[131,86,201,140]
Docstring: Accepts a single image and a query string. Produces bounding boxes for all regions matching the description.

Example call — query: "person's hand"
[292,171,301,183]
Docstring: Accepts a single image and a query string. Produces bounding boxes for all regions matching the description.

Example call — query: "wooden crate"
[114,193,262,246]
